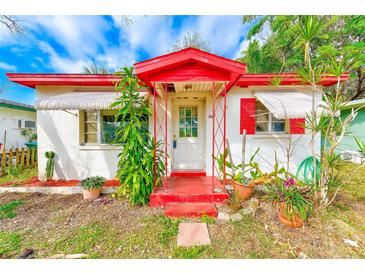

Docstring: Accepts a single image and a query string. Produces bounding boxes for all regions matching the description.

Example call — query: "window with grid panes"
[255,101,286,133]
[179,106,198,138]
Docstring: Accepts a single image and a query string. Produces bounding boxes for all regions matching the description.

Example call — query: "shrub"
[80,176,105,189]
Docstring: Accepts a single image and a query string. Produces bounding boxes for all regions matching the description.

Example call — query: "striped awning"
[35,91,148,110]
[255,91,323,119]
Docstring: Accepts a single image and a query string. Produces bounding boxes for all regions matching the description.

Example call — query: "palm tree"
[81,62,110,74]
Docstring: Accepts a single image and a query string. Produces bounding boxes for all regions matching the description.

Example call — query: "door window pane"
[179,106,198,138]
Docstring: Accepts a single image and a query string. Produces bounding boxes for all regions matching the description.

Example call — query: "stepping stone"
[177,223,211,247]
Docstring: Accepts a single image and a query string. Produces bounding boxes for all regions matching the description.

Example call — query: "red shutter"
[290,118,305,134]
[240,98,256,135]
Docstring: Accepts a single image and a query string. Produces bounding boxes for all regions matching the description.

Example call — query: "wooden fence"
[0,147,37,175]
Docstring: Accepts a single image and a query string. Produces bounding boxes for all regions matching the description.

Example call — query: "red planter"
[232,181,255,201]
[277,203,304,228]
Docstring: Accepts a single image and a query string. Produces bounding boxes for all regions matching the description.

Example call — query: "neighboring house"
[0,99,36,150]
[7,48,348,182]
[337,98,365,164]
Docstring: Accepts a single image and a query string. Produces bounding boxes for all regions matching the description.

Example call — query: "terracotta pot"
[230,201,242,211]
[82,188,101,200]
[232,181,255,201]
[277,203,304,228]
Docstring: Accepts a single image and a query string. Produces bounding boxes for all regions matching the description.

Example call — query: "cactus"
[45,151,55,181]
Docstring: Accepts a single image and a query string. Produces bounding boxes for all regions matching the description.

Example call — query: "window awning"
[254,91,322,119]
[35,91,149,111]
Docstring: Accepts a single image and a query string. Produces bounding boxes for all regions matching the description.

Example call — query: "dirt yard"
[0,164,364,259]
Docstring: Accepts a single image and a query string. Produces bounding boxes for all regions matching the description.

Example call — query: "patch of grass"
[0,231,21,257]
[200,215,215,224]
[339,163,365,203]
[0,200,22,219]
[173,246,207,259]
[158,215,181,245]
[0,168,37,185]
[52,223,105,257]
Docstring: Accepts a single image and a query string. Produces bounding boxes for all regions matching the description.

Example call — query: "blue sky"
[0,16,258,105]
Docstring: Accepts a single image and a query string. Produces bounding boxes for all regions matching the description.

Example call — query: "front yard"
[0,164,364,259]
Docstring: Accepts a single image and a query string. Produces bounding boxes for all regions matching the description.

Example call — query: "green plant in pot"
[80,176,106,200]
[264,177,314,228]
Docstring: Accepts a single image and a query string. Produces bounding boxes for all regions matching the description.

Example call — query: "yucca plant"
[112,67,165,205]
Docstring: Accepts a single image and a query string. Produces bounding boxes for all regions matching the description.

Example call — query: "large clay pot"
[277,203,304,228]
[232,181,255,201]
[82,188,101,200]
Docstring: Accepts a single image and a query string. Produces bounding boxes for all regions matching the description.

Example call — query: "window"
[24,120,36,129]
[255,101,286,133]
[17,119,36,129]
[179,106,198,137]
[80,110,149,145]
[81,110,120,145]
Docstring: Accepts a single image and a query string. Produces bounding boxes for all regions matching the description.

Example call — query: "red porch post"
[212,82,215,179]
[153,83,157,193]
[164,83,168,190]
[223,82,227,185]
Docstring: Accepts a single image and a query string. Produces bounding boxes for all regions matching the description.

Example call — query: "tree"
[0,15,23,34]
[170,31,211,52]
[240,16,365,99]
[81,62,110,74]
[112,67,165,205]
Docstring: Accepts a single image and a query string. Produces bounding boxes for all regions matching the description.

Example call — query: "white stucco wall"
[0,107,36,150]
[36,86,120,180]
[36,84,322,180]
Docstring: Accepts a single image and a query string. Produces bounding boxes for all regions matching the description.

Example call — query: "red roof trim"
[237,73,349,87]
[6,73,119,88]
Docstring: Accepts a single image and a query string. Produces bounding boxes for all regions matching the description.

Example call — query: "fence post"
[21,148,25,170]
[1,149,6,175]
[8,148,13,170]
[26,148,30,169]
[15,148,19,167]
[31,148,35,168]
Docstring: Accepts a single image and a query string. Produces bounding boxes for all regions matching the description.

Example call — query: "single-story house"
[0,99,36,150]
[7,48,348,207]
[337,98,365,164]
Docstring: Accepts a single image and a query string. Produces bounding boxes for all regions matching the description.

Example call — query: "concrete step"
[150,192,229,207]
[164,202,218,218]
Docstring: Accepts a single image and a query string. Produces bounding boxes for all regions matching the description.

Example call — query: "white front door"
[172,100,205,170]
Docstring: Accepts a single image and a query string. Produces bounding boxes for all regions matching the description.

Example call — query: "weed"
[158,215,181,245]
[0,200,22,219]
[173,246,206,259]
[200,215,215,224]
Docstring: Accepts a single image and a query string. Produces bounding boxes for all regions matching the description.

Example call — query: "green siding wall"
[338,109,365,151]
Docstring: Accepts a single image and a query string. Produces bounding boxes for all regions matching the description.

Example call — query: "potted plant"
[80,176,106,200]
[264,177,313,228]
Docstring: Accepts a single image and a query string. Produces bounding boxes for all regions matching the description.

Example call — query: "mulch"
[0,177,120,187]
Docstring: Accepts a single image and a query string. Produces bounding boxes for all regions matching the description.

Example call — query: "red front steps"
[164,203,218,218]
[150,176,229,217]
[171,170,206,177]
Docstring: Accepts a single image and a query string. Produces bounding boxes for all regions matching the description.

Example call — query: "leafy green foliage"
[173,246,206,259]
[0,231,21,257]
[80,176,105,189]
[0,200,22,219]
[113,67,165,205]
[355,137,365,157]
[200,215,215,224]
[158,215,181,245]
[264,178,314,221]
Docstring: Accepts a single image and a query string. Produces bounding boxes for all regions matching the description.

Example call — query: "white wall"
[0,107,36,150]
[36,84,322,180]
[37,86,120,180]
